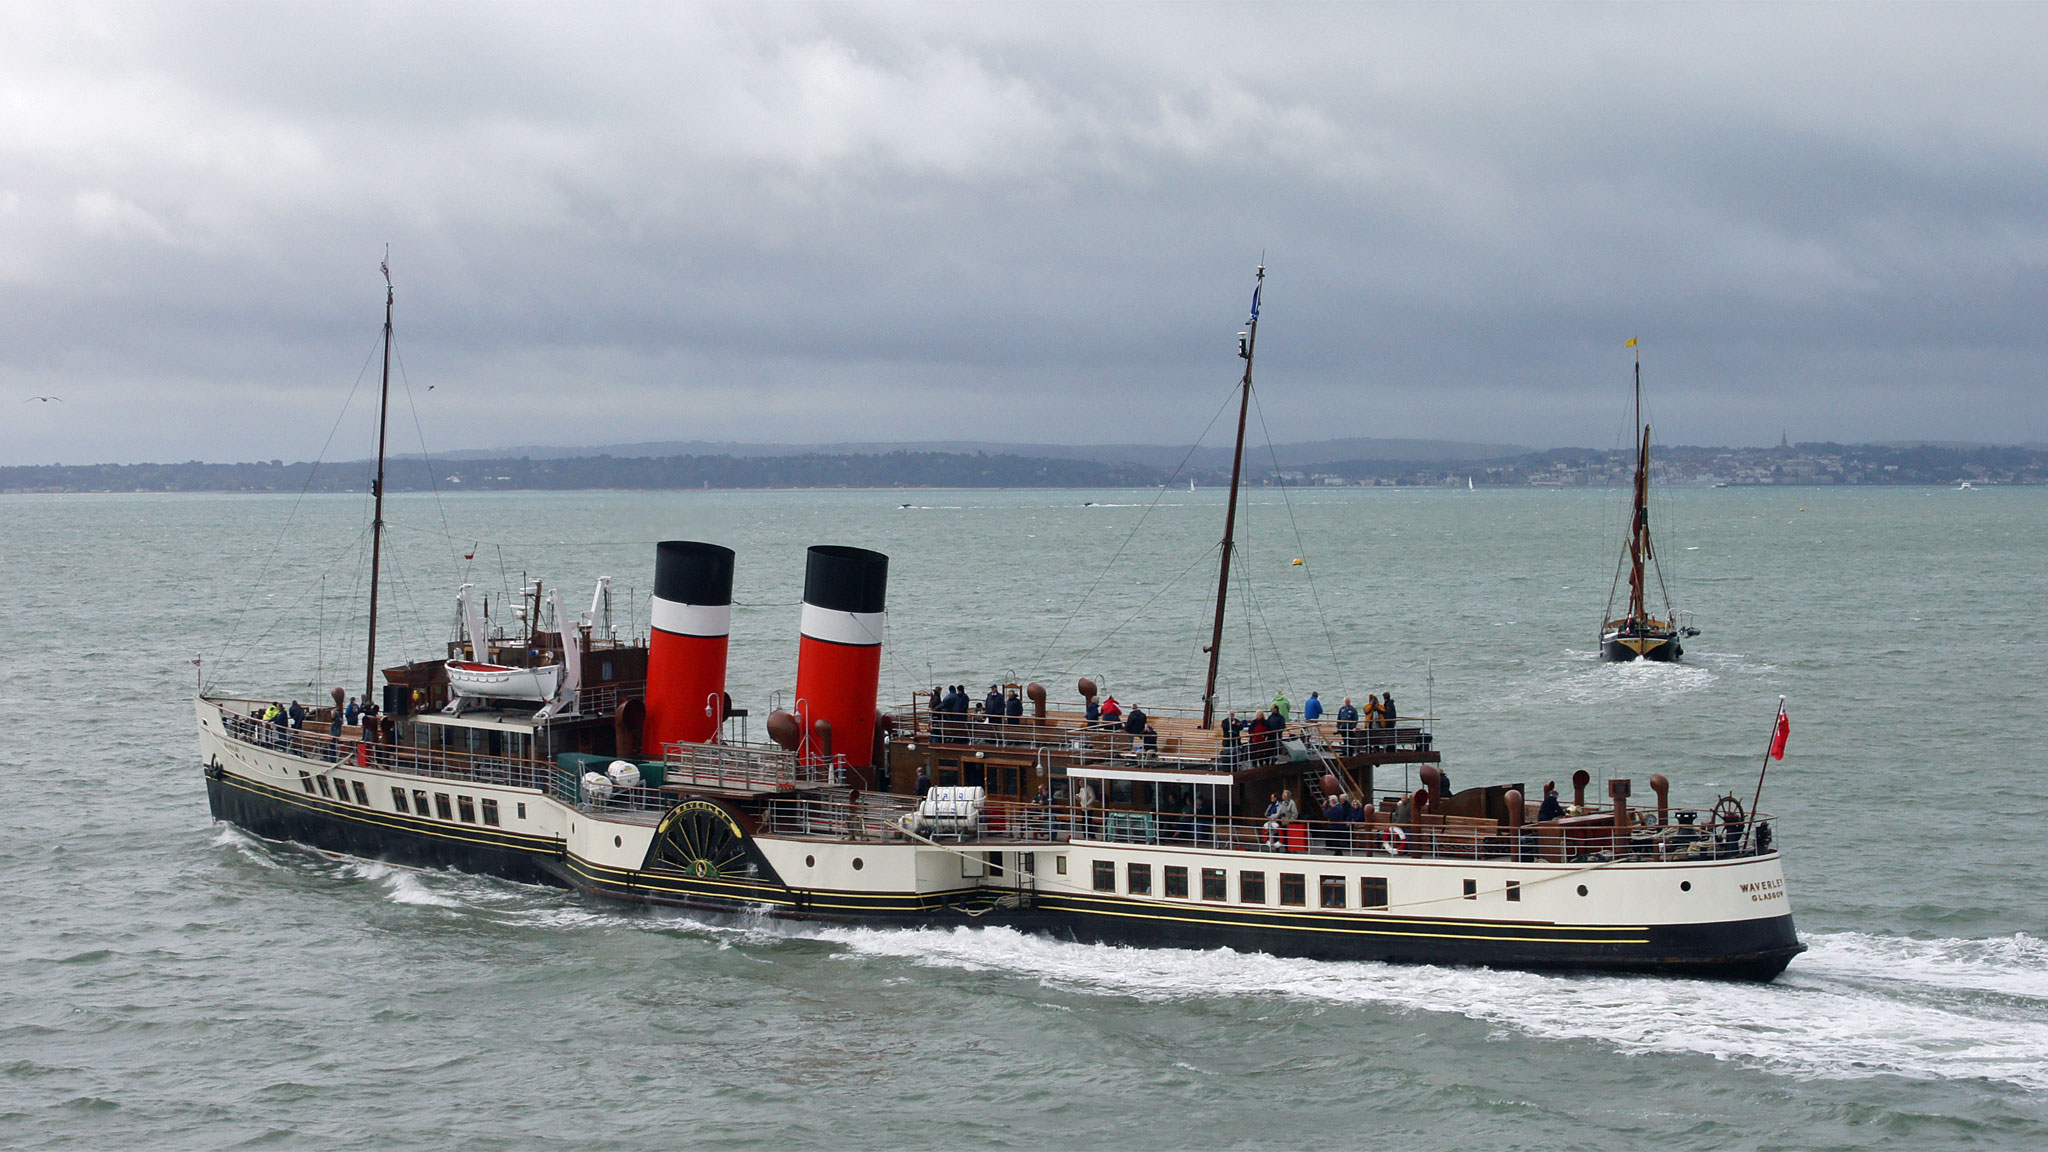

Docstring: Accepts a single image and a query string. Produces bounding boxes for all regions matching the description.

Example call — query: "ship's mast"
[364,255,394,706]
[1626,350,1652,623]
[1201,265,1262,729]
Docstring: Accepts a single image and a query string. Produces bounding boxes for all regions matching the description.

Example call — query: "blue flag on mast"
[1247,285,1261,325]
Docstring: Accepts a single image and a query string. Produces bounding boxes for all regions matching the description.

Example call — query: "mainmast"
[1201,265,1262,729]
[364,255,394,706]
[1626,346,1652,624]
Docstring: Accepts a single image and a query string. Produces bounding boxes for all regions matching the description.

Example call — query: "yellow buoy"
[1292,558,1304,566]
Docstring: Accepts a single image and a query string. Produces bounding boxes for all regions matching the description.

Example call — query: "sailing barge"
[199,268,1801,980]
[1601,342,1698,662]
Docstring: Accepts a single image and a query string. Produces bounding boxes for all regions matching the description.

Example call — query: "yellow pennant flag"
[1625,337,1638,347]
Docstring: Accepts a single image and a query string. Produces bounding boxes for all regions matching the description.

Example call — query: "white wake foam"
[343,860,463,907]
[813,925,2048,1090]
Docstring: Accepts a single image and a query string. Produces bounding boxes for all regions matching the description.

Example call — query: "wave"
[814,925,2048,1091]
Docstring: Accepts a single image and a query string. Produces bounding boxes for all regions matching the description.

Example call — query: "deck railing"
[215,703,554,792]
[659,739,834,792]
[894,699,1434,766]
[739,794,1776,862]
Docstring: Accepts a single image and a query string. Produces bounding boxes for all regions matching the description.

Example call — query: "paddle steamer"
[199,267,1802,980]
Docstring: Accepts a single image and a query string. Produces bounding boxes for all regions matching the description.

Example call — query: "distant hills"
[436,437,1532,469]
[5,439,2045,493]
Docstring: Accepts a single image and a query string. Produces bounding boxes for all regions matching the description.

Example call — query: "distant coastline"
[4,441,2043,493]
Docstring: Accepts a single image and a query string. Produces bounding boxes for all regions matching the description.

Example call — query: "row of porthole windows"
[803,855,867,870]
[1092,861,1397,909]
[298,771,527,827]
[1085,861,1623,908]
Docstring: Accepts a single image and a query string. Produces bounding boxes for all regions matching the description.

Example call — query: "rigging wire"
[1062,543,1223,675]
[1250,385,1349,694]
[1030,383,1240,676]
[391,340,464,572]
[231,523,375,679]
[207,332,383,688]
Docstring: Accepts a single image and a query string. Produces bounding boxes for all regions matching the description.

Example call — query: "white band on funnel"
[799,603,885,647]
[651,598,732,638]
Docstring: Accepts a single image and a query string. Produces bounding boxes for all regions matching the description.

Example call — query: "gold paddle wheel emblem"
[651,800,754,880]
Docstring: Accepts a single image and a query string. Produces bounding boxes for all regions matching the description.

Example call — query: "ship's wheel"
[1712,794,1747,827]
[649,800,755,880]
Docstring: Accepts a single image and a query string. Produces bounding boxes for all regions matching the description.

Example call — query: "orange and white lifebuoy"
[1383,825,1407,856]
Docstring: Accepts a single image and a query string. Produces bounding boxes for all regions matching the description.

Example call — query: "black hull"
[206,765,563,887]
[1006,895,1800,982]
[1603,635,1682,662]
[207,766,1800,982]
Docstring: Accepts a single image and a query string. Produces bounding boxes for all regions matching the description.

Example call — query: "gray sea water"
[3,484,2045,1150]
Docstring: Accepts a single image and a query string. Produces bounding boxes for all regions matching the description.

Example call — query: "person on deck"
[1271,692,1291,723]
[1336,697,1359,755]
[1538,781,1564,823]
[287,700,306,730]
[1262,789,1298,850]
[1364,693,1383,748]
[1322,791,1347,855]
[1221,712,1244,766]
[1381,691,1398,746]
[1303,691,1323,723]
[344,697,360,726]
[1099,695,1122,725]
[1341,793,1366,855]
[1244,711,1267,765]
[915,767,933,798]
[984,685,1004,726]
[1005,690,1023,726]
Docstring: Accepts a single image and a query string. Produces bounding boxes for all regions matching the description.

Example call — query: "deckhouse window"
[1505,880,1521,903]
[413,790,430,816]
[481,798,500,827]
[1201,868,1227,901]
[1279,873,1306,907]
[351,781,369,806]
[1093,860,1115,892]
[1362,877,1389,909]
[392,788,409,813]
[434,793,453,820]
[1163,866,1188,899]
[1240,871,1267,904]
[458,796,477,823]
[1127,863,1152,895]
[1320,876,1347,908]
[300,772,315,794]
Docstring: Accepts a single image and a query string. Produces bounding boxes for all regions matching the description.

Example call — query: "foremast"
[1201,265,1262,730]
[364,255,394,705]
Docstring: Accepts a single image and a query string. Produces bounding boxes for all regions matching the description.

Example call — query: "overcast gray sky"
[4,2,2045,465]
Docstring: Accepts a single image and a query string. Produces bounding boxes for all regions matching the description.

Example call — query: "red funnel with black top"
[645,541,735,751]
[793,545,888,786]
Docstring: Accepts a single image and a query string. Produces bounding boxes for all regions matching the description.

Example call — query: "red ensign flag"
[1770,708,1791,760]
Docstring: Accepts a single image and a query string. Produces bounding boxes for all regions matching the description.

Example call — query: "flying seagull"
[24,395,61,402]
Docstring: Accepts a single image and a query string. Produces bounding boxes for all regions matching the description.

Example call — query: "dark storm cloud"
[3,2,2046,464]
